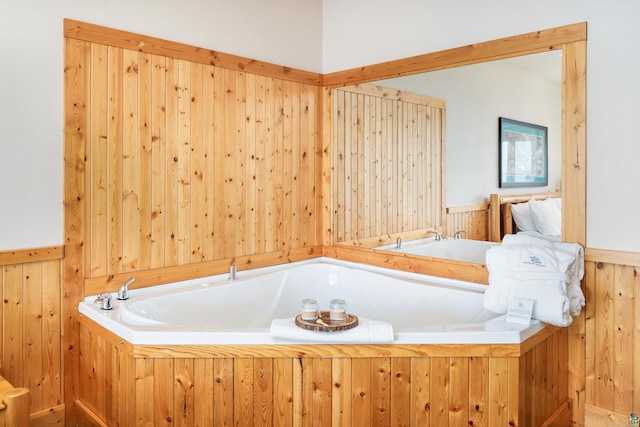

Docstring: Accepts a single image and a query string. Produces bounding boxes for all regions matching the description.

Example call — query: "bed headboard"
[488,191,561,242]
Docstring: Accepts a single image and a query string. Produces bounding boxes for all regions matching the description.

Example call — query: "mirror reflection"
[332,50,562,263]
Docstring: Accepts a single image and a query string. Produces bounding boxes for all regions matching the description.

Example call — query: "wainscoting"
[0,247,65,426]
[584,249,640,423]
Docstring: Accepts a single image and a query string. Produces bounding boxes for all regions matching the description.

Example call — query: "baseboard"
[585,404,632,426]
[30,404,65,427]
[73,400,108,427]
[540,398,572,427]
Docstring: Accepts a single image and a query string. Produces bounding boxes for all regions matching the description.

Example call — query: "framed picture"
[498,117,548,188]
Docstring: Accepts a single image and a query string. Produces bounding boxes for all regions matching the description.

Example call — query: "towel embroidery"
[524,255,546,268]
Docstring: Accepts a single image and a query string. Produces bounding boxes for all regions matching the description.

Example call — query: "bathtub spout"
[229,265,237,281]
[396,237,402,249]
[428,230,442,241]
[117,278,135,300]
[454,230,467,239]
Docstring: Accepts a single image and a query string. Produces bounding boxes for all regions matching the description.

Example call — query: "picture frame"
[498,117,548,188]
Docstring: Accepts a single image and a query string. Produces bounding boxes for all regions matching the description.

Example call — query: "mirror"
[372,50,561,207]
[332,50,562,252]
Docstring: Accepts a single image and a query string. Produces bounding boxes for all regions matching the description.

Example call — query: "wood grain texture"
[1,257,62,419]
[332,84,445,243]
[76,323,569,426]
[0,246,63,265]
[323,22,587,87]
[585,259,640,418]
[64,19,322,86]
[77,42,321,277]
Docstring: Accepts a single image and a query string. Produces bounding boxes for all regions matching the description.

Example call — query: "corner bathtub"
[77,258,570,427]
[375,237,499,264]
[78,257,543,345]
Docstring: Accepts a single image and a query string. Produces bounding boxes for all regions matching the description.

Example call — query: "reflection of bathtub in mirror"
[374,238,499,265]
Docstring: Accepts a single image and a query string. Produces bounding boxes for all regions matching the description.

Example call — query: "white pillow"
[528,197,562,236]
[510,201,537,232]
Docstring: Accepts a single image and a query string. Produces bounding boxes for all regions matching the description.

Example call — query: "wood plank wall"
[0,248,65,425]
[332,84,445,243]
[77,41,320,278]
[584,251,640,420]
[446,204,489,241]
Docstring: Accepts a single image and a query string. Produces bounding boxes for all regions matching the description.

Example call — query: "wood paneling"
[78,321,569,427]
[74,42,320,278]
[332,84,445,243]
[446,204,489,241]
[62,32,326,299]
[584,257,640,417]
[0,254,63,424]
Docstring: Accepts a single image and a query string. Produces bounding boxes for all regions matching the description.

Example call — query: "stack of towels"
[484,233,585,327]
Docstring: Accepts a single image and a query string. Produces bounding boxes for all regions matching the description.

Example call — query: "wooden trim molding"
[63,19,323,86]
[84,246,323,296]
[446,203,489,214]
[323,23,587,87]
[0,245,64,265]
[585,247,640,266]
[338,83,447,108]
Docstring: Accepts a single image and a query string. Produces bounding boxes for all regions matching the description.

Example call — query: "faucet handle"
[454,230,467,239]
[94,293,114,310]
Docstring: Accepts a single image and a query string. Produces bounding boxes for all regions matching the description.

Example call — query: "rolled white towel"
[501,234,585,316]
[269,317,395,343]
[483,276,572,327]
[486,245,576,280]
[502,233,584,280]
[567,283,585,316]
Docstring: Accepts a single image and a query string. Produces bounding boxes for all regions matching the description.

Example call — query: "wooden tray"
[295,311,358,332]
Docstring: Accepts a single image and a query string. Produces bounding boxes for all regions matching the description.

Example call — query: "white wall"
[376,56,561,206]
[324,0,640,252]
[0,0,322,251]
[2,0,639,253]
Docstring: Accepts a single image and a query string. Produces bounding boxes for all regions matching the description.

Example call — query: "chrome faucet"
[94,292,114,310]
[428,230,442,241]
[396,237,402,249]
[229,264,237,281]
[454,230,467,239]
[117,277,135,300]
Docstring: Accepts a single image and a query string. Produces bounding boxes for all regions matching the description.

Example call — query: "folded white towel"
[502,233,585,316]
[484,245,577,327]
[269,317,395,343]
[483,276,572,327]
[486,244,576,278]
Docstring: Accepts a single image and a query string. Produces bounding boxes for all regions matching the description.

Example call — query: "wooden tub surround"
[78,314,570,426]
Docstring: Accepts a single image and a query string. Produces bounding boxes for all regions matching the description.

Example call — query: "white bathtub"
[375,237,499,264]
[78,258,543,345]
